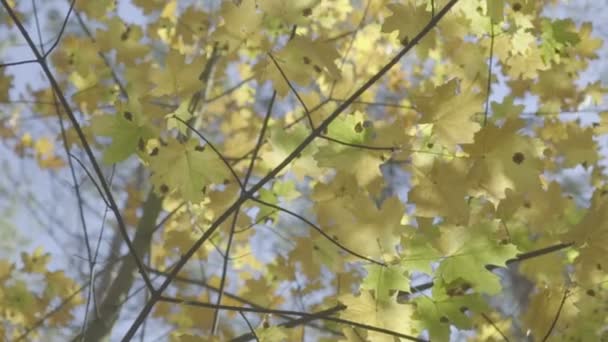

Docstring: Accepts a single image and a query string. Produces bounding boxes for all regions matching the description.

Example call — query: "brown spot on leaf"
[159,184,169,194]
[120,26,131,41]
[149,147,159,156]
[587,289,596,297]
[138,138,145,151]
[512,152,525,164]
[195,145,205,152]
[123,111,133,121]
[354,122,363,133]
[303,56,311,64]
[440,316,449,324]
[313,65,322,73]
[512,3,522,11]
[302,7,312,16]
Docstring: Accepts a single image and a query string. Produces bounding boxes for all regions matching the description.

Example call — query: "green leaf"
[361,264,410,303]
[91,107,156,164]
[149,138,229,202]
[413,279,489,341]
[166,101,193,135]
[435,223,519,294]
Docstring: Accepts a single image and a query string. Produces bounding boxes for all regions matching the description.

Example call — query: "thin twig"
[268,52,313,128]
[541,288,569,342]
[0,59,39,68]
[43,0,76,58]
[481,313,510,342]
[251,197,386,266]
[238,311,260,342]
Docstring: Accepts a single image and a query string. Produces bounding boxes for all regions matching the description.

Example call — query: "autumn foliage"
[1,0,607,341]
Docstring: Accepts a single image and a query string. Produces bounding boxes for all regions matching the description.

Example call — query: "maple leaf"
[490,96,524,119]
[412,79,483,148]
[132,0,166,14]
[550,121,598,168]
[149,138,229,202]
[561,189,608,286]
[314,112,386,186]
[91,104,157,164]
[522,286,576,341]
[361,264,410,303]
[257,36,341,96]
[573,22,603,59]
[258,0,320,25]
[260,124,319,179]
[400,228,442,275]
[21,247,51,274]
[313,189,405,259]
[435,223,519,294]
[44,271,82,303]
[408,158,470,225]
[339,291,416,342]
[382,2,434,54]
[95,17,150,64]
[463,118,543,202]
[148,51,208,97]
[540,18,581,63]
[213,0,264,53]
[412,280,489,341]
[75,0,115,18]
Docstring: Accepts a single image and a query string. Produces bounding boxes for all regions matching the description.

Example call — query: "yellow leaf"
[413,79,483,148]
[339,291,416,342]
[21,247,50,274]
[257,36,341,96]
[213,0,264,53]
[409,158,470,225]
